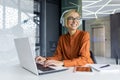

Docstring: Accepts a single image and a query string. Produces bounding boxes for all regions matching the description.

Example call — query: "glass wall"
[0,0,35,64]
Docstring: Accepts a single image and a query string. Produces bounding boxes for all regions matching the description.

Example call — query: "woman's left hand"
[44,60,64,67]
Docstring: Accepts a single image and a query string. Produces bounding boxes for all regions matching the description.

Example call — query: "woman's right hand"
[35,56,46,64]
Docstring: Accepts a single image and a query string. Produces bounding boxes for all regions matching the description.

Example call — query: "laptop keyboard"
[36,63,55,71]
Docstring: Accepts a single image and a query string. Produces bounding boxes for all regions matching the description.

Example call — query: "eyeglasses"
[67,17,81,21]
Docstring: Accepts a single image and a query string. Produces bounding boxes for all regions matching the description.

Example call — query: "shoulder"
[77,30,90,36]
[77,30,90,41]
[58,33,68,41]
[59,33,68,38]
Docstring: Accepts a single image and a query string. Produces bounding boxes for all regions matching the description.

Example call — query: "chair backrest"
[90,51,97,64]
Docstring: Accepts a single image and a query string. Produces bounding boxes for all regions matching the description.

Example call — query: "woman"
[36,9,93,67]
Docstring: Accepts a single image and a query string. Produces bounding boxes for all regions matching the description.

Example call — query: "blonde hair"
[63,9,80,19]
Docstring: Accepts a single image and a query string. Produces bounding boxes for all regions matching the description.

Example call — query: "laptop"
[14,37,68,75]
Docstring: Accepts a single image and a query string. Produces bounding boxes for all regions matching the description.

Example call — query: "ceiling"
[1,0,120,20]
[82,0,120,19]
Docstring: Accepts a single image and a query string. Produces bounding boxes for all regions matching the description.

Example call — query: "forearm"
[47,55,62,61]
[63,56,93,67]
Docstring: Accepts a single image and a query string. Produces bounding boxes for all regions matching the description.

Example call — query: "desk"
[1,61,120,80]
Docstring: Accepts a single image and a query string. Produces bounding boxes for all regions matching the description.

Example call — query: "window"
[0,0,35,64]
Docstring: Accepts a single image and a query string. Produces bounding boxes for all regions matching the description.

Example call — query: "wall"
[46,2,60,56]
[110,13,120,59]
[85,16,111,58]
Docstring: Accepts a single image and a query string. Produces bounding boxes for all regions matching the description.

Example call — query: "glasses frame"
[67,17,82,21]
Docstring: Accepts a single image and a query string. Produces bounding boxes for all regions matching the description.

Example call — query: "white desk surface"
[1,61,120,80]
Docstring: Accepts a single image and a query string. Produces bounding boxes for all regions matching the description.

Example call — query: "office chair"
[90,51,97,64]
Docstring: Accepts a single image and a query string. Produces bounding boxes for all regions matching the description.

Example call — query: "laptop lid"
[14,37,68,75]
[14,37,39,75]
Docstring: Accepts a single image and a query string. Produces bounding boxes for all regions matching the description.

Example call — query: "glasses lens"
[76,17,81,20]
[67,17,74,20]
[67,17,81,21]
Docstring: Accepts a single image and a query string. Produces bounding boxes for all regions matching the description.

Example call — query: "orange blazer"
[47,30,93,67]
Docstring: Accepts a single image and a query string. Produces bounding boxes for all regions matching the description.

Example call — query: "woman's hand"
[35,56,46,64]
[44,60,64,67]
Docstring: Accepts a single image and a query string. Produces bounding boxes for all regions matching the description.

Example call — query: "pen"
[99,64,110,68]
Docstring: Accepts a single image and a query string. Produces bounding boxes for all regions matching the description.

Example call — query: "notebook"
[89,64,120,72]
[14,37,68,75]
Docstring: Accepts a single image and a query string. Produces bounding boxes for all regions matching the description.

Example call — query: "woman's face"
[65,12,81,30]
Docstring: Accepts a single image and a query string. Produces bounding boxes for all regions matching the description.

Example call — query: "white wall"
[85,16,111,58]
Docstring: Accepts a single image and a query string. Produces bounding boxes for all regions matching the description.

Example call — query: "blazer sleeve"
[63,32,93,67]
